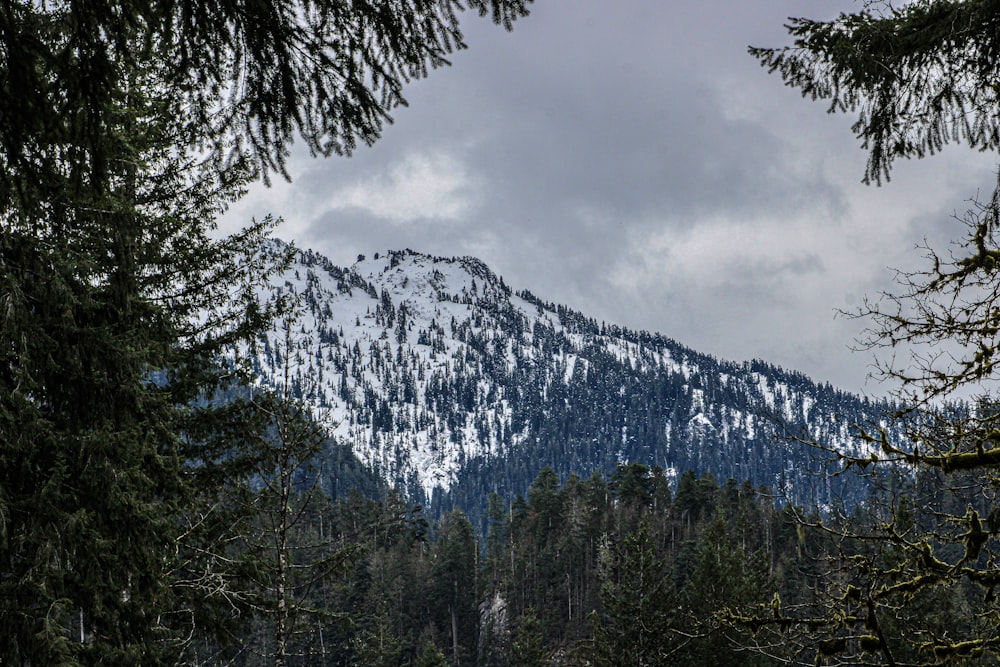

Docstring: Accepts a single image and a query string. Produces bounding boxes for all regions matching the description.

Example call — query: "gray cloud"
[221,0,1000,396]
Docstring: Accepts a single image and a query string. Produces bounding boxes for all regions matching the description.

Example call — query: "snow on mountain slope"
[241,242,898,506]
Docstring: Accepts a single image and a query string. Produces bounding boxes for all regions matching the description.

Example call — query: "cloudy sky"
[220,0,997,397]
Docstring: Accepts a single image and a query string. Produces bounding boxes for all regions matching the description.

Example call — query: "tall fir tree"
[430,509,479,666]
[0,1,534,663]
[588,519,681,667]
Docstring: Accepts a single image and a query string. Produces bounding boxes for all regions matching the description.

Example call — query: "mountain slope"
[244,242,898,510]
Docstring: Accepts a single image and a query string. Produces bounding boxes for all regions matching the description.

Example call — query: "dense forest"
[213,459,999,666]
[215,462,782,666]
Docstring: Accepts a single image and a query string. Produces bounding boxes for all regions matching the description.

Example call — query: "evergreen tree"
[416,640,450,667]
[751,0,1000,185]
[0,44,283,662]
[739,2,1000,662]
[351,600,404,667]
[679,517,772,666]
[0,1,535,663]
[430,509,479,666]
[508,609,548,667]
[483,492,508,586]
[589,519,681,667]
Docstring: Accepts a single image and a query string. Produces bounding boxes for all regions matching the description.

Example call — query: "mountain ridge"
[242,241,897,512]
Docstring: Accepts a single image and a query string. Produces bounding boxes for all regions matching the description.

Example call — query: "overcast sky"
[219,0,998,397]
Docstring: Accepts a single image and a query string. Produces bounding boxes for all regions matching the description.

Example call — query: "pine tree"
[509,609,548,667]
[680,517,772,666]
[416,640,450,667]
[0,34,283,661]
[589,519,680,667]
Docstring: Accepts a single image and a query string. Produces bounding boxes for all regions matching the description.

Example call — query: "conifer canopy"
[0,1,534,663]
[751,0,1000,184]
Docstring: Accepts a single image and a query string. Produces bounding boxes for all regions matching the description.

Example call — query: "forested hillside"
[245,244,902,521]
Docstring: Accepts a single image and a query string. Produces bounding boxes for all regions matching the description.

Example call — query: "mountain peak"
[243,243,896,509]
[348,249,505,304]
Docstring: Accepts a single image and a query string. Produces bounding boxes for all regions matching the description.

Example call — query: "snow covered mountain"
[243,242,899,510]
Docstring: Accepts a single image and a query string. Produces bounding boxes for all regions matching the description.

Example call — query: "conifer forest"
[10,1,1000,666]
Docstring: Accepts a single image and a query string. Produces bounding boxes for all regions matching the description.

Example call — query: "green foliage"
[747,1,1000,663]
[0,0,535,663]
[589,520,680,666]
[496,467,785,666]
[680,517,773,666]
[751,0,1000,184]
[0,50,284,660]
[430,509,479,665]
[249,464,818,667]
[0,0,535,193]
[416,640,450,667]
[508,609,548,667]
[214,460,1000,667]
